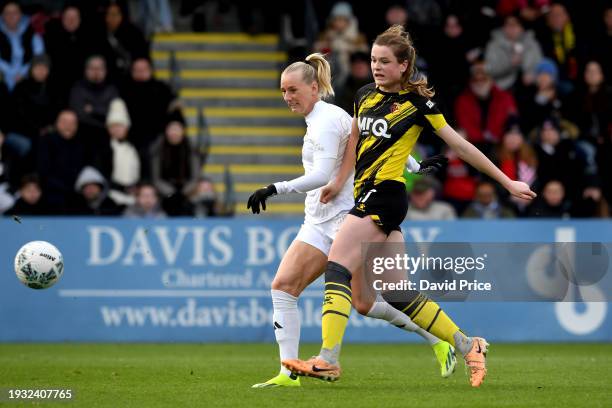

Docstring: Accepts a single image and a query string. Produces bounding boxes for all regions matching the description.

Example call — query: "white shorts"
[295,211,348,256]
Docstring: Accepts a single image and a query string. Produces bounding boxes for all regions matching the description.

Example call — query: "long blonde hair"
[374,25,434,98]
[282,53,334,99]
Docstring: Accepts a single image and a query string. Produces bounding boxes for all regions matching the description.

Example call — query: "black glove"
[247,184,277,214]
[417,154,448,175]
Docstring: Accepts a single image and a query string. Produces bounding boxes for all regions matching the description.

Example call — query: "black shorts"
[349,180,408,235]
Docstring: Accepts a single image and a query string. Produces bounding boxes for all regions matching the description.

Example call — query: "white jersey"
[274,100,354,225]
[302,101,354,224]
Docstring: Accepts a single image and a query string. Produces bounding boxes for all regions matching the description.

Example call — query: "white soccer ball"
[14,241,64,289]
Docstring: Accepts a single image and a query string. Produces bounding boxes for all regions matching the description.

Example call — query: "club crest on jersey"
[358,116,391,138]
[390,102,401,113]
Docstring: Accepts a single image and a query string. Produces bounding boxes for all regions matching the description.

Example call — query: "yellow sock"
[320,262,352,361]
[382,290,462,348]
[321,287,352,350]
[408,299,460,347]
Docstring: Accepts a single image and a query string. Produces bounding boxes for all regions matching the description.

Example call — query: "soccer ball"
[14,241,64,289]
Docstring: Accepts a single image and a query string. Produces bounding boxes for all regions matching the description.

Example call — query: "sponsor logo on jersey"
[357,116,391,138]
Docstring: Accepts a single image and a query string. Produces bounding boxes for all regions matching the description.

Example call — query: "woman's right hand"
[506,180,537,201]
[320,181,341,204]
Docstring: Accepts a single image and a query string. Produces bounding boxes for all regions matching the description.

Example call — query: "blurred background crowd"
[0,0,610,220]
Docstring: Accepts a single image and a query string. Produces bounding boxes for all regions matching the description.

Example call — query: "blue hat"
[330,2,353,18]
[535,58,559,83]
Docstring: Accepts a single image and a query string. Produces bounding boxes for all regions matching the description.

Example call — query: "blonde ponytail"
[282,53,335,99]
[305,53,334,98]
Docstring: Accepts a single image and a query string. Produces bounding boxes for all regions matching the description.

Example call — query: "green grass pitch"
[0,343,610,407]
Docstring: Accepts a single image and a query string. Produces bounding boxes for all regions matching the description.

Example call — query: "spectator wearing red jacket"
[440,129,479,215]
[454,60,518,154]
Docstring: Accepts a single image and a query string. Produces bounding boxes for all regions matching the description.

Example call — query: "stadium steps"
[153,33,279,51]
[178,88,286,108]
[152,33,305,216]
[184,107,304,143]
[152,50,287,70]
[204,164,306,213]
[205,145,302,164]
[155,69,278,88]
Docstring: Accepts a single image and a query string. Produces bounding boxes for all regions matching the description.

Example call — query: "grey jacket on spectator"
[123,203,166,219]
[406,202,457,221]
[69,79,119,129]
[485,28,542,90]
[149,135,200,197]
[462,201,516,219]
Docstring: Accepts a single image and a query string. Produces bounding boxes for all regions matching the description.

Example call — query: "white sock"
[366,295,440,346]
[271,289,300,377]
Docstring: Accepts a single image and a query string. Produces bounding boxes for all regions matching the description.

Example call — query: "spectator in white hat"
[106,98,140,206]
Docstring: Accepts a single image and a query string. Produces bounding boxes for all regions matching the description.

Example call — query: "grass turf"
[0,343,610,407]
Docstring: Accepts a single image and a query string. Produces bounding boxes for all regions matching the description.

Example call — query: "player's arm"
[319,117,357,203]
[275,121,343,193]
[248,123,340,214]
[274,157,336,194]
[436,124,536,200]
[247,158,336,214]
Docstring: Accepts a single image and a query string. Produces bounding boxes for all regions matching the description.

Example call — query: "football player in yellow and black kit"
[283,25,537,387]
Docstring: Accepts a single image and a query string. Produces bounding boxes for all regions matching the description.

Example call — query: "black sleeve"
[353,83,375,118]
[410,94,448,132]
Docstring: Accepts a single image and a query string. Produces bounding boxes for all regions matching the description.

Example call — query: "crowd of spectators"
[0,0,221,218]
[0,0,610,220]
[315,1,611,219]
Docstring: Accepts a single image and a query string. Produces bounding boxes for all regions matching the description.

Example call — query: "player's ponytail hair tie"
[282,53,335,99]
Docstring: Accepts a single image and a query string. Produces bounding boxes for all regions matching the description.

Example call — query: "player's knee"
[271,276,301,296]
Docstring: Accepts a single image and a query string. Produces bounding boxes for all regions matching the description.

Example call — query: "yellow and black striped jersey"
[352,83,447,198]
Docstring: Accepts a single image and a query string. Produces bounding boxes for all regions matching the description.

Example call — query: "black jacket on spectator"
[37,132,86,213]
[0,140,22,191]
[120,78,176,152]
[534,139,583,200]
[44,18,99,105]
[100,22,149,81]
[427,29,472,122]
[596,136,612,210]
[70,166,123,215]
[535,25,580,87]
[526,197,572,218]
[335,74,370,116]
[150,134,199,216]
[0,81,10,132]
[516,86,573,134]
[597,32,612,82]
[150,136,199,193]
[574,84,612,143]
[10,76,57,139]
[78,0,130,21]
[71,194,122,215]
[7,197,48,216]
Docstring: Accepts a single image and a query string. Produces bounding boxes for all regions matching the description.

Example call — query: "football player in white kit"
[249,53,455,388]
